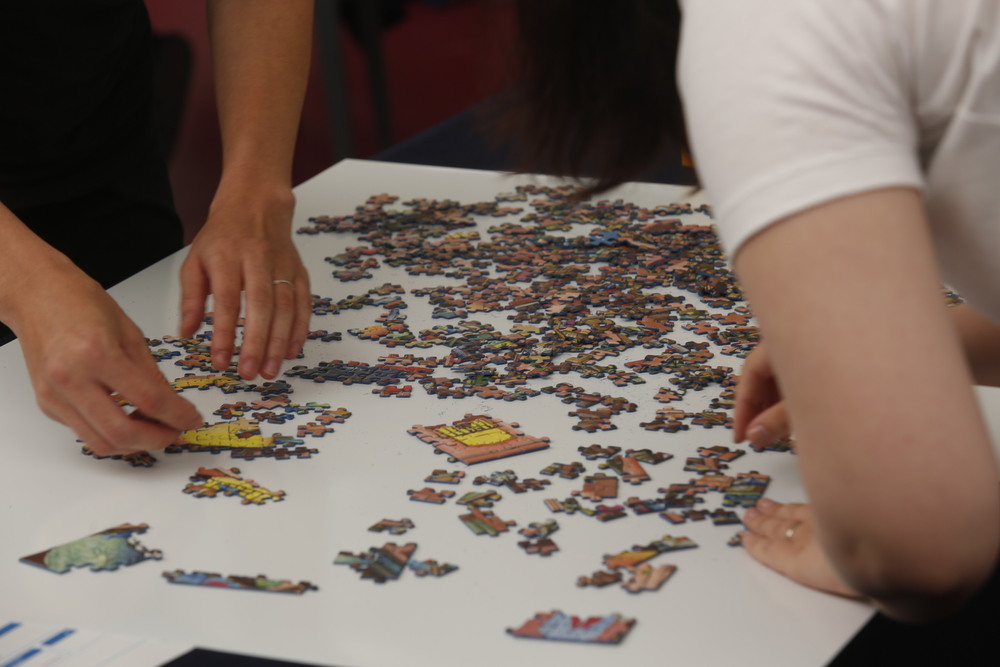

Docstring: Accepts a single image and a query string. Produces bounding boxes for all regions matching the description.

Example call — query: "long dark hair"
[491,0,687,196]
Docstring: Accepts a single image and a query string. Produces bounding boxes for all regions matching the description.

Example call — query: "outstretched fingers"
[741,499,860,598]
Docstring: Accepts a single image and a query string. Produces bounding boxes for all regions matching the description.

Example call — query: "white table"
[8,159,986,666]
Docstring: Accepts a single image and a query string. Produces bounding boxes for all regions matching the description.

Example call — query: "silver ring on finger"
[272,279,294,287]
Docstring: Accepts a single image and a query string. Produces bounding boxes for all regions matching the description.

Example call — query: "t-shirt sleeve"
[678,0,925,258]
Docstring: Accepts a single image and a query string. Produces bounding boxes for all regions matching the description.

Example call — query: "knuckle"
[200,241,236,265]
[37,400,63,423]
[126,387,158,411]
[247,292,274,312]
[213,294,242,313]
[241,333,266,352]
[43,359,77,386]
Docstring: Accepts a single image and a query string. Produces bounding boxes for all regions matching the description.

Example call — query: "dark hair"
[491,0,687,196]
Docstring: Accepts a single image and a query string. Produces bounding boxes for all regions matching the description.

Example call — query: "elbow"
[845,538,999,624]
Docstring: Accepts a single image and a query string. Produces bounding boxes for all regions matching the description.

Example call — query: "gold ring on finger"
[784,521,802,541]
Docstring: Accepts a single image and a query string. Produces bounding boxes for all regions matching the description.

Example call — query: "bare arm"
[735,187,1000,622]
[180,0,314,379]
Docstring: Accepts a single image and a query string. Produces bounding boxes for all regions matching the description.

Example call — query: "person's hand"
[179,188,311,380]
[742,499,862,599]
[733,341,792,447]
[14,268,202,456]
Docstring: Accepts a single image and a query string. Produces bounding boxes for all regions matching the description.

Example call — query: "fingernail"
[744,508,758,521]
[262,358,280,379]
[239,358,259,380]
[749,424,772,446]
[757,497,775,509]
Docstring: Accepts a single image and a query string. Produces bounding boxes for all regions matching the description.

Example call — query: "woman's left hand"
[742,498,862,599]
[179,189,311,380]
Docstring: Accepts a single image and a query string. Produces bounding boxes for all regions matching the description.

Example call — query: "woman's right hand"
[10,265,202,456]
[733,341,792,447]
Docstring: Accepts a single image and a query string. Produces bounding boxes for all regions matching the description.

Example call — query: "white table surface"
[5,159,995,667]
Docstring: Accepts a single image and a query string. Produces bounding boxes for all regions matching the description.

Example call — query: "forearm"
[951,303,1000,387]
[736,189,1000,621]
[207,0,313,203]
[0,201,87,332]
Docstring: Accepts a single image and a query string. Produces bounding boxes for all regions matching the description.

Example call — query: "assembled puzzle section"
[20,524,162,574]
[183,467,286,505]
[408,414,550,464]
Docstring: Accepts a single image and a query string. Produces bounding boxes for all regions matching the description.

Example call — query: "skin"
[0,0,314,457]
[732,187,1000,623]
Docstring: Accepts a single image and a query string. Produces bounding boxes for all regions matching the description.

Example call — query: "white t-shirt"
[678,0,1000,321]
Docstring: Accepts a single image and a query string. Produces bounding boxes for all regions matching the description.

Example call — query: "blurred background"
[146,0,516,241]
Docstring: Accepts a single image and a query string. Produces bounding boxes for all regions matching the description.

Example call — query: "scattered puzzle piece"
[456,490,502,507]
[458,506,516,536]
[599,455,651,485]
[544,497,595,517]
[577,444,621,460]
[658,483,705,508]
[539,462,586,480]
[572,473,619,502]
[621,563,677,594]
[709,509,742,526]
[625,496,674,515]
[593,504,628,522]
[519,520,559,539]
[624,448,673,465]
[425,469,465,484]
[576,570,623,588]
[683,456,727,473]
[689,472,734,493]
[162,570,317,594]
[507,477,551,493]
[749,437,796,454]
[373,384,413,398]
[507,610,636,645]
[603,536,696,570]
[518,538,559,556]
[603,547,660,572]
[722,471,771,508]
[334,542,417,583]
[473,470,517,486]
[407,487,455,504]
[81,445,157,468]
[408,559,459,577]
[368,518,415,535]
[697,445,745,462]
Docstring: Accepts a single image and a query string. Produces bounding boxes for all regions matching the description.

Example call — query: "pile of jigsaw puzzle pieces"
[44,185,802,648]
